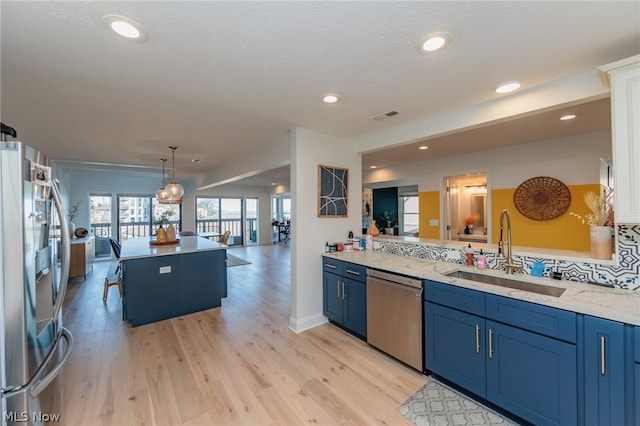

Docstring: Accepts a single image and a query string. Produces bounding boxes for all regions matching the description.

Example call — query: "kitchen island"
[120,236,227,326]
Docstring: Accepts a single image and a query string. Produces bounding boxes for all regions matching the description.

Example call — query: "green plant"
[154,210,175,226]
[379,210,395,228]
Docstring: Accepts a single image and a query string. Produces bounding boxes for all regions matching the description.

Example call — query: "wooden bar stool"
[103,273,122,303]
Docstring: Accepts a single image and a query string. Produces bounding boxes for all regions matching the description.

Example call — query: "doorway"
[444,174,488,243]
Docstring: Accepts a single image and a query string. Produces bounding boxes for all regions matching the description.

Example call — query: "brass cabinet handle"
[600,335,606,375]
[342,282,346,300]
[336,281,340,298]
[475,324,481,354]
[345,269,360,276]
[488,328,494,359]
[325,263,337,269]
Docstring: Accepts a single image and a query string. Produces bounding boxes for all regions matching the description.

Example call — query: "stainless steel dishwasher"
[366,269,424,371]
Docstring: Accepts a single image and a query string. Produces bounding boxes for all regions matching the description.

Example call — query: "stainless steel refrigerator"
[1,125,73,425]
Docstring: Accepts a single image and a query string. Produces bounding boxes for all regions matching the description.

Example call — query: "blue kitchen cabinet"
[322,270,343,323]
[425,282,578,426]
[583,316,626,426]
[342,278,367,338]
[486,319,577,426]
[425,301,486,397]
[322,257,367,339]
[635,326,639,426]
[122,249,227,326]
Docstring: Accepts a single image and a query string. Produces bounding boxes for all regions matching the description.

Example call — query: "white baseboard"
[288,313,327,333]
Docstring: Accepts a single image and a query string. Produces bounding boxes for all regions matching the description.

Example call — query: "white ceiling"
[1,2,638,188]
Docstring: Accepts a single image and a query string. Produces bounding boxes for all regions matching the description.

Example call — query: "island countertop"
[121,235,226,260]
[323,250,640,327]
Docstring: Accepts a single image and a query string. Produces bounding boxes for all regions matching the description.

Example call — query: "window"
[245,198,258,245]
[196,197,243,246]
[400,195,419,235]
[89,194,113,258]
[117,195,181,242]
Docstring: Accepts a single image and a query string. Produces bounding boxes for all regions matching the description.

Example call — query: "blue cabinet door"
[635,364,640,426]
[343,278,367,338]
[486,320,577,426]
[425,302,486,397]
[323,271,343,323]
[583,316,626,426]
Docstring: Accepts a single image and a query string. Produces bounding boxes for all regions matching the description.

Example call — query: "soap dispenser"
[465,244,474,266]
[477,249,487,269]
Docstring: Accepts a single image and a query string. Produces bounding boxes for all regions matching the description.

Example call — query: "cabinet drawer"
[322,257,342,274]
[486,294,576,343]
[425,280,485,316]
[342,262,366,282]
[635,327,640,363]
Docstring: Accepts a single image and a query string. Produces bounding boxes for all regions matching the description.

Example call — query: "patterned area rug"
[226,254,251,267]
[400,380,519,426]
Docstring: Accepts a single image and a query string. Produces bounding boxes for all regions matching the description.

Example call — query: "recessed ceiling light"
[419,146,428,150]
[560,114,577,121]
[370,165,377,169]
[102,15,147,41]
[416,33,451,54]
[495,81,521,94]
[323,94,340,104]
[192,158,201,163]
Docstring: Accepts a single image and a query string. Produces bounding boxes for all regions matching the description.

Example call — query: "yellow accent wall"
[419,191,440,239]
[491,184,601,251]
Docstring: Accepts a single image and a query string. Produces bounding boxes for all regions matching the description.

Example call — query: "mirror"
[444,174,487,243]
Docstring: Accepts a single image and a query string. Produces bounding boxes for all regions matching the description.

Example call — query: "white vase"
[590,226,613,260]
[69,221,76,238]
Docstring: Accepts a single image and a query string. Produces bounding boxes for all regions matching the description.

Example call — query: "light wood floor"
[60,244,427,425]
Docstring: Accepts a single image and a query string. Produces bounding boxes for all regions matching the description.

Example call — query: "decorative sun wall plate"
[513,176,571,221]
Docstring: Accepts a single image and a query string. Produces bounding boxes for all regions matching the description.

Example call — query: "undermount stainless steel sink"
[445,270,566,297]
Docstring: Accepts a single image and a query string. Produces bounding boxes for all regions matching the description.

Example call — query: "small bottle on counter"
[325,241,329,253]
[465,244,474,266]
[477,249,487,269]
[365,234,373,251]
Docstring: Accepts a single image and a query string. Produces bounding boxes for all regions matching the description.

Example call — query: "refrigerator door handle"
[1,328,73,398]
[31,327,73,397]
[51,180,70,321]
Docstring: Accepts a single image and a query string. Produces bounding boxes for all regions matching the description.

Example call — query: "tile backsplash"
[374,224,639,291]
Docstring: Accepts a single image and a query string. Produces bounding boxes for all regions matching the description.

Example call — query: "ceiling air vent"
[372,109,401,121]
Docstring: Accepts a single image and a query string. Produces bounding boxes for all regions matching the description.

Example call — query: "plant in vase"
[379,211,395,235]
[154,210,175,242]
[570,188,614,259]
[464,214,480,234]
[67,200,82,237]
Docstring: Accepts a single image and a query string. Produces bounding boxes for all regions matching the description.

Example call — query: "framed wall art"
[318,165,348,217]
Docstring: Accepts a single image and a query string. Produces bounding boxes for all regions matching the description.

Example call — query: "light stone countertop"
[323,250,640,327]
[121,235,226,260]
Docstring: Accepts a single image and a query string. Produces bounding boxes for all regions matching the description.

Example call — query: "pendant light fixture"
[165,146,184,202]
[155,158,171,203]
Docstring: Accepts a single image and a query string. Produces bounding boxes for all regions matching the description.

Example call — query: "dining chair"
[108,237,122,274]
[218,230,231,245]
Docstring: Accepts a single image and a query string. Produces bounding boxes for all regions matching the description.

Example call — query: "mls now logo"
[4,411,61,422]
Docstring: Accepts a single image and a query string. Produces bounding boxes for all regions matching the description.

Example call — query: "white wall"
[60,170,160,230]
[363,129,611,191]
[289,127,362,333]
